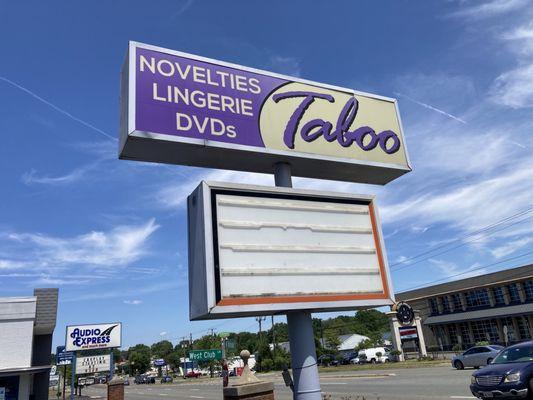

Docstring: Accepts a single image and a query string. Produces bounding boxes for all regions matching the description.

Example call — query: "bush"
[475,341,490,346]
[452,344,463,353]
[260,358,274,371]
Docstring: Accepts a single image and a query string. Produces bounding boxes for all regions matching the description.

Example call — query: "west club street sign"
[188,181,393,320]
[119,41,411,185]
[189,349,223,361]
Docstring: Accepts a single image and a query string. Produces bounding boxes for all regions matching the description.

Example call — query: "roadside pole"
[274,163,321,400]
[110,349,115,380]
[63,365,66,400]
[70,354,76,400]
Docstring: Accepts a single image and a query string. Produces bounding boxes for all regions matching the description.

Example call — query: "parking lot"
[79,365,477,400]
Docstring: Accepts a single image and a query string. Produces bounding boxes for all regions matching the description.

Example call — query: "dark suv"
[470,341,533,399]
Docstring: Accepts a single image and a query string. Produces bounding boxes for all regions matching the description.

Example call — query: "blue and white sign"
[154,359,166,367]
[56,345,74,365]
[65,323,122,351]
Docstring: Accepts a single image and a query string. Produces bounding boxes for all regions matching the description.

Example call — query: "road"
[79,365,476,400]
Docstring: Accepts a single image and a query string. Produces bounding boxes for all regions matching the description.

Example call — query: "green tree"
[151,340,173,359]
[128,344,151,374]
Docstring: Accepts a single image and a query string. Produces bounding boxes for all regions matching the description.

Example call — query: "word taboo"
[120,42,411,184]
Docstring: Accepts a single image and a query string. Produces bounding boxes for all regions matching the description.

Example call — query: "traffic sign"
[189,349,222,361]
[56,345,74,365]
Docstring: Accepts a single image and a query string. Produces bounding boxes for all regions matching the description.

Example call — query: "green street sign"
[189,349,222,361]
[218,332,231,338]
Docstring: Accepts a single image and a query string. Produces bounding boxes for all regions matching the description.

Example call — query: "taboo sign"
[65,323,122,351]
[188,181,394,320]
[120,42,411,184]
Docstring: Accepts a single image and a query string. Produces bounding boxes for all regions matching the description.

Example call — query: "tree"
[324,332,341,353]
[151,340,173,359]
[128,344,151,374]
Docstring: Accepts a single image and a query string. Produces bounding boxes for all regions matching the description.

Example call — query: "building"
[397,265,533,351]
[336,334,369,355]
[0,289,58,400]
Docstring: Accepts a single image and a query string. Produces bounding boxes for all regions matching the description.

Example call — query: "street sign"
[188,181,393,320]
[153,359,166,367]
[65,323,122,351]
[76,355,111,374]
[56,345,74,365]
[189,349,223,361]
[218,332,231,338]
[119,42,411,185]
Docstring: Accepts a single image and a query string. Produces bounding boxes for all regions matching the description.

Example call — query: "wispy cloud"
[3,219,160,272]
[0,76,116,141]
[171,0,194,18]
[268,55,301,77]
[22,162,100,186]
[490,237,533,258]
[449,0,530,19]
[123,299,143,305]
[490,64,533,108]
[394,92,467,124]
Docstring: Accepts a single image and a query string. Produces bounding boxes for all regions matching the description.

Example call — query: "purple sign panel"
[120,42,411,184]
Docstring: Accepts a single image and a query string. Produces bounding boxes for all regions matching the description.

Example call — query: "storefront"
[0,289,58,400]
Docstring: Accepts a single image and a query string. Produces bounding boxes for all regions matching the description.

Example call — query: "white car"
[451,345,504,369]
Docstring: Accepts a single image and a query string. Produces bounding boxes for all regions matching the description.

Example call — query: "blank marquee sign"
[188,181,393,320]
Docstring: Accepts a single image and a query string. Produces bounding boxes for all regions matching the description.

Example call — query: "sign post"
[275,163,321,400]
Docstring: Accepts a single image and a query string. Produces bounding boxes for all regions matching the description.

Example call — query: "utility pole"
[271,315,276,355]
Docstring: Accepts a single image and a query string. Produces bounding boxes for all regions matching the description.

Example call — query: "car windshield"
[492,346,533,364]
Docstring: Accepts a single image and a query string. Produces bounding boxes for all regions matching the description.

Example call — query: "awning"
[423,303,533,325]
[0,365,52,377]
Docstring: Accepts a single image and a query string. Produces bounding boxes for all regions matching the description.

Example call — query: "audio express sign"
[65,323,122,351]
[120,42,411,185]
[76,355,111,374]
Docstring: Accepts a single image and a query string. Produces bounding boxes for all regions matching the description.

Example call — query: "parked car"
[350,356,362,365]
[341,352,358,365]
[185,371,201,378]
[453,345,504,370]
[470,341,533,398]
[161,376,173,383]
[134,375,155,384]
[318,354,338,367]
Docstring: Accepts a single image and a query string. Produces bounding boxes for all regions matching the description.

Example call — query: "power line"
[391,212,533,272]
[390,206,533,268]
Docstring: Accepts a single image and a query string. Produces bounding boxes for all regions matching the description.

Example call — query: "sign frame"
[65,322,122,352]
[188,181,395,320]
[119,41,412,185]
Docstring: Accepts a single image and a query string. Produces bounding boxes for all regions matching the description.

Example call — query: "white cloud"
[490,64,533,108]
[4,219,159,269]
[449,0,530,19]
[22,163,97,186]
[123,300,143,305]
[268,55,301,77]
[490,237,533,258]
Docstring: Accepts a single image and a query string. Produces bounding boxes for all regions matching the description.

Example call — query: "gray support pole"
[70,354,76,400]
[274,162,321,400]
[110,349,115,380]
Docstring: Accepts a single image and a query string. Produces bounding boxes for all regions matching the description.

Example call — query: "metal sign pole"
[110,349,115,380]
[70,353,76,400]
[274,162,321,400]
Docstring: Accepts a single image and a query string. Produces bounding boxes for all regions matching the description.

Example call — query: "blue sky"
[1,0,533,349]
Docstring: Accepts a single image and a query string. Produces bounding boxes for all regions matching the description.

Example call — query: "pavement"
[76,365,478,400]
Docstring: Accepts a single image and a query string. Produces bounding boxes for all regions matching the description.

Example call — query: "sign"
[393,302,415,326]
[50,365,57,376]
[76,355,111,374]
[188,181,393,320]
[399,326,418,340]
[65,323,122,351]
[56,345,74,365]
[153,359,166,367]
[189,349,223,361]
[119,42,411,185]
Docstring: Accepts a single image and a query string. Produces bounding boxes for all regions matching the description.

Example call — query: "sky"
[1,0,533,350]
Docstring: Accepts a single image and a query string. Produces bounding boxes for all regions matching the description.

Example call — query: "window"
[502,317,517,342]
[441,296,451,313]
[492,287,505,306]
[471,320,499,343]
[465,289,490,309]
[524,281,533,300]
[448,325,458,345]
[451,294,463,312]
[459,323,471,346]
[507,284,521,303]
[429,298,439,315]
[517,317,531,340]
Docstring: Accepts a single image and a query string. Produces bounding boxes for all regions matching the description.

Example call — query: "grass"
[318,359,449,373]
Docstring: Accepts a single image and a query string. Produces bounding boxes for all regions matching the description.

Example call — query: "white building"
[0,289,58,400]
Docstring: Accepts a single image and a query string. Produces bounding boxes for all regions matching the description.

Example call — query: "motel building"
[396,264,533,353]
[0,289,58,400]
